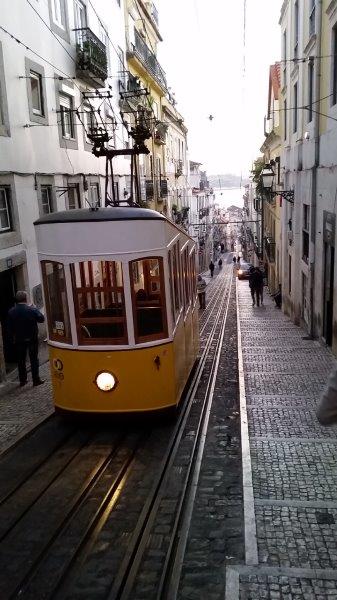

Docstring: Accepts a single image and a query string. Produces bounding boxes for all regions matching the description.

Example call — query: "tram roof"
[34,207,167,226]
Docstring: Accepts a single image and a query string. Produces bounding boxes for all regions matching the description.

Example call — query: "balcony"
[74,28,108,88]
[128,28,167,91]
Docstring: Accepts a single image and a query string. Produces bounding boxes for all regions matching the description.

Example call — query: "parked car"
[237,262,253,280]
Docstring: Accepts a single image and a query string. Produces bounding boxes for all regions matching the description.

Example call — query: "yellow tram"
[34,207,199,413]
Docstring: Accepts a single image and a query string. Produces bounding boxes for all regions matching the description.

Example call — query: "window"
[67,184,81,210]
[59,93,74,139]
[333,25,337,106]
[89,183,100,208]
[83,104,96,146]
[130,257,168,343]
[282,30,287,85]
[41,185,53,214]
[294,1,299,58]
[309,0,315,37]
[190,250,197,303]
[0,187,11,232]
[41,261,72,343]
[51,0,67,29]
[302,204,310,263]
[74,0,87,30]
[71,260,127,344]
[284,99,287,140]
[171,243,182,316]
[182,247,191,311]
[293,82,298,133]
[30,72,44,116]
[308,60,314,122]
[25,58,48,126]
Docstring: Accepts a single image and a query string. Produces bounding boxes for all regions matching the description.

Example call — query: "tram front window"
[41,261,72,343]
[71,260,127,344]
[130,257,168,343]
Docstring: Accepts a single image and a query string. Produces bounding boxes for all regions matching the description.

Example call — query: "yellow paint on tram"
[49,307,199,414]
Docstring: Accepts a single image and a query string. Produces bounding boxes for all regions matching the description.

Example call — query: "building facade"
[260,63,282,295]
[123,0,169,211]
[280,0,337,353]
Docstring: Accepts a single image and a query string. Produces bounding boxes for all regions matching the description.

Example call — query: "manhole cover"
[316,511,335,525]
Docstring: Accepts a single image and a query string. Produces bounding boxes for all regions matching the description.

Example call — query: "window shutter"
[60,93,71,109]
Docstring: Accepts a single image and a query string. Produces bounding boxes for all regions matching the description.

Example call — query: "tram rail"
[108,267,233,599]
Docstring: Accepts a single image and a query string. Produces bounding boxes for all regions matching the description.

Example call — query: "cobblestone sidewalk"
[228,283,337,600]
[0,360,53,456]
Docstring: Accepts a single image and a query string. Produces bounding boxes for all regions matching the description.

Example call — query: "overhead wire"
[9,3,129,140]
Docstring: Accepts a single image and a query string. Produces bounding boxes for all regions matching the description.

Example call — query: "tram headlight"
[238,269,243,275]
[95,371,116,392]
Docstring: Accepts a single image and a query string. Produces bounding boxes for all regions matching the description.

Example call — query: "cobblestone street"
[230,282,337,600]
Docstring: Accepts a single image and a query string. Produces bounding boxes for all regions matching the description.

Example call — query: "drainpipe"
[309,0,322,337]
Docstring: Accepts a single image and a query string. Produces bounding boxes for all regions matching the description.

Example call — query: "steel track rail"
[9,433,146,600]
[108,269,233,600]
[158,270,233,599]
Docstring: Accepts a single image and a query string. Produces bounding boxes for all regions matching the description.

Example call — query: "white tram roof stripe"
[34,207,166,225]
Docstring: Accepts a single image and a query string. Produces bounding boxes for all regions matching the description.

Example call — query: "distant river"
[213,187,244,211]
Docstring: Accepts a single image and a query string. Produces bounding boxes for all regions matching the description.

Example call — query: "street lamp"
[261,162,295,204]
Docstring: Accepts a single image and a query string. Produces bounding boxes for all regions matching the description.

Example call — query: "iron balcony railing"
[131,28,167,91]
[74,27,108,85]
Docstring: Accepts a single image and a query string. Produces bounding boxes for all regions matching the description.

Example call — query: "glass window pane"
[131,257,167,343]
[0,188,10,231]
[72,260,127,344]
[30,73,42,114]
[42,261,72,342]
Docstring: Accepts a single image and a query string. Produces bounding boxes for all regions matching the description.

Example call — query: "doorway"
[323,243,335,346]
[0,268,17,367]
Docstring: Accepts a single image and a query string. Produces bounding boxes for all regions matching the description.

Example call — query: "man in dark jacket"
[8,291,45,387]
[249,268,264,307]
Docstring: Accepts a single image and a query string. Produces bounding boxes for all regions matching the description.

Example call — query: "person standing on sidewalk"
[254,267,264,306]
[209,261,215,278]
[8,291,45,387]
[249,267,263,307]
[197,275,207,309]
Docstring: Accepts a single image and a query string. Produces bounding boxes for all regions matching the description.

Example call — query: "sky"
[157,0,283,177]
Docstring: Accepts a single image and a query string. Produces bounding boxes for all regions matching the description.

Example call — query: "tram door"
[0,268,17,365]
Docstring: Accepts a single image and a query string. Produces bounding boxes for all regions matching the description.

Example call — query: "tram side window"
[130,257,168,343]
[190,249,197,303]
[171,243,182,317]
[71,260,127,344]
[168,250,176,325]
[182,247,191,311]
[41,261,72,343]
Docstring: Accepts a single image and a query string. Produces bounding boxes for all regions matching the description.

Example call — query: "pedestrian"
[237,256,240,264]
[248,267,264,307]
[233,256,237,265]
[197,275,207,309]
[220,243,224,253]
[8,290,45,387]
[209,261,215,277]
[272,284,282,309]
[218,258,222,269]
[255,267,264,305]
[317,368,337,425]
